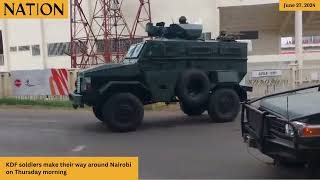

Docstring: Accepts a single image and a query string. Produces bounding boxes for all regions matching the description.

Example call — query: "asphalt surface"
[0,107,317,179]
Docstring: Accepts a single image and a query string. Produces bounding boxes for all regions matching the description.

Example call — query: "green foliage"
[0,98,72,108]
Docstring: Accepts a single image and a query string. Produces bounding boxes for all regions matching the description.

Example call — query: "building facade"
[218,0,320,71]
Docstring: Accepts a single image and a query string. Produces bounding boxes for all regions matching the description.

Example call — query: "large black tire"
[102,93,144,132]
[208,88,240,123]
[92,106,103,122]
[180,102,205,116]
[176,69,210,108]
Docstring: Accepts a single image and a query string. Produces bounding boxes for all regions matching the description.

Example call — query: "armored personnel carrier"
[69,17,249,132]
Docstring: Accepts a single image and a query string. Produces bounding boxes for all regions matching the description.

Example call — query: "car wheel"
[176,69,210,108]
[180,102,205,116]
[92,106,103,122]
[208,88,240,123]
[102,93,144,132]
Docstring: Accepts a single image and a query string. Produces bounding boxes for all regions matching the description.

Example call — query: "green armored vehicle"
[69,17,249,132]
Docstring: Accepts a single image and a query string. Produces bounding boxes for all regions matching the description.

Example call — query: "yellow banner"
[0,157,138,180]
[0,0,68,18]
[280,0,320,11]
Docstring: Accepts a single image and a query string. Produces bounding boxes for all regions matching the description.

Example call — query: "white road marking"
[71,145,87,152]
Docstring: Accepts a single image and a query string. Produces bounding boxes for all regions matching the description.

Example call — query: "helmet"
[179,16,187,24]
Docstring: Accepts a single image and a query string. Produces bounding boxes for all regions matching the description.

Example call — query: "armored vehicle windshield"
[125,42,145,59]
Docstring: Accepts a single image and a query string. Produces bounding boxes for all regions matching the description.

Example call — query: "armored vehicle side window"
[145,43,164,57]
[165,43,185,57]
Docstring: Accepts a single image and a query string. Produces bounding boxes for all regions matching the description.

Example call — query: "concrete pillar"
[0,73,4,97]
[40,19,48,69]
[290,65,297,89]
[2,73,11,97]
[3,19,11,72]
[295,11,303,84]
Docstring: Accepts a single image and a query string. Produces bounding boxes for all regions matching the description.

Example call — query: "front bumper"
[69,92,84,108]
[241,103,320,162]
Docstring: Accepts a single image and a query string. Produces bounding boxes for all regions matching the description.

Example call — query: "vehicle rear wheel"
[208,88,240,123]
[180,102,205,116]
[176,69,210,108]
[92,106,103,122]
[102,93,144,132]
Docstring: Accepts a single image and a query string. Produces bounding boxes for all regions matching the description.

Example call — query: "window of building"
[0,31,5,66]
[18,45,30,51]
[71,41,87,55]
[313,36,320,44]
[96,39,106,54]
[48,42,70,57]
[239,31,259,40]
[0,30,3,55]
[32,45,41,56]
[96,38,143,54]
[10,47,17,52]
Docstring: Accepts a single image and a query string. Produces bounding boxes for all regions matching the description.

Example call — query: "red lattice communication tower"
[70,0,152,69]
[132,0,152,37]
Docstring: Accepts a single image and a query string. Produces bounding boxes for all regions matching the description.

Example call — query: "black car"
[241,85,320,168]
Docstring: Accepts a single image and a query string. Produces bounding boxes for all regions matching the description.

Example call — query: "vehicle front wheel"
[102,93,144,132]
[180,102,205,116]
[92,106,103,122]
[208,88,240,123]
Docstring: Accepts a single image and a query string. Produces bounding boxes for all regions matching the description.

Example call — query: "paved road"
[0,107,316,179]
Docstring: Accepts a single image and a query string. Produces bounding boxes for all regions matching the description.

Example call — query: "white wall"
[44,19,71,69]
[220,4,282,55]
[7,20,44,71]
[251,30,281,55]
[0,19,72,72]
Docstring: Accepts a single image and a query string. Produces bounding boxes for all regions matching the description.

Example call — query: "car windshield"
[125,43,144,58]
